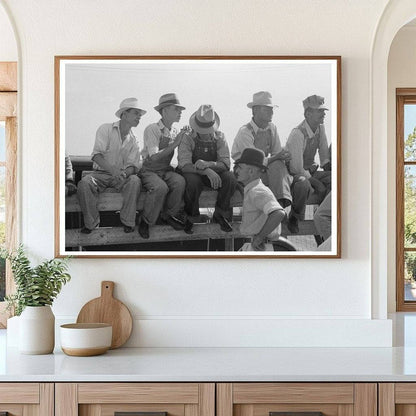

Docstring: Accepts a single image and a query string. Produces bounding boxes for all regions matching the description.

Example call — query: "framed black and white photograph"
[55,56,341,258]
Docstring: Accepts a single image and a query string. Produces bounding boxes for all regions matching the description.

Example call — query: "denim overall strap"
[246,123,272,157]
[191,134,217,163]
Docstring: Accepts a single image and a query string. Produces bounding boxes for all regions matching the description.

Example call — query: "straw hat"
[154,93,185,112]
[247,91,278,108]
[189,104,220,134]
[115,97,147,118]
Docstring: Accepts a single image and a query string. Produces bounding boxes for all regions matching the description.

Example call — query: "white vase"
[19,305,55,354]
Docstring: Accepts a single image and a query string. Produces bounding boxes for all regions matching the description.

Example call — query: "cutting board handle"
[101,281,115,299]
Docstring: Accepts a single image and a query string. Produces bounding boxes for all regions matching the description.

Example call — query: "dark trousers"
[182,171,237,220]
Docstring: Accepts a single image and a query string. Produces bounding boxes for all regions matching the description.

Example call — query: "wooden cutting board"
[76,281,133,349]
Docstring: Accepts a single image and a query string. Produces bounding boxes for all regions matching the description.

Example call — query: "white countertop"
[1,331,416,382]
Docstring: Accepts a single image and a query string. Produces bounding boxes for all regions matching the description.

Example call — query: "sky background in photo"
[62,59,337,160]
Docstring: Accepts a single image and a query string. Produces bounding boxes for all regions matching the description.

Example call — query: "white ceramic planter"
[19,305,55,354]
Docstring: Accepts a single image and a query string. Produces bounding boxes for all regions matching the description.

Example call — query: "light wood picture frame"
[55,56,341,258]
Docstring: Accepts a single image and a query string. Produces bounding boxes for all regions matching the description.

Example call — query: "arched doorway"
[371,0,416,318]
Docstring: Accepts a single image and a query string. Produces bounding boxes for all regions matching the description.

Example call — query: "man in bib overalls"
[178,105,237,232]
[232,91,292,210]
[285,95,331,234]
[140,93,190,239]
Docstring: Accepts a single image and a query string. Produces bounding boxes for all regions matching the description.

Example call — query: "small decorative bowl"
[60,323,112,357]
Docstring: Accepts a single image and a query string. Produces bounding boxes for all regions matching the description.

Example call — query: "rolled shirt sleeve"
[231,127,256,160]
[143,123,162,158]
[216,132,231,170]
[177,133,195,169]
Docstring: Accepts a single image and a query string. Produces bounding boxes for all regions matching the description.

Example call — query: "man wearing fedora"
[232,91,293,209]
[140,93,191,238]
[285,94,331,234]
[77,97,144,234]
[178,104,237,232]
[234,148,286,251]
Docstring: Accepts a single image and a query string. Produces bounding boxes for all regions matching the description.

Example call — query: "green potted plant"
[1,245,71,354]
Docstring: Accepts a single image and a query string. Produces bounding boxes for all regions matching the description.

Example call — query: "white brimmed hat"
[115,97,147,118]
[189,104,220,134]
[154,93,186,112]
[247,91,278,108]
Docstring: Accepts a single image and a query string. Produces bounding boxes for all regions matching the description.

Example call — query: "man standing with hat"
[140,93,191,238]
[77,97,144,234]
[285,94,331,234]
[234,148,286,251]
[178,104,237,232]
[232,91,292,209]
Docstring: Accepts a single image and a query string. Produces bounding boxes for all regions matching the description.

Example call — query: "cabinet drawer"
[217,383,376,416]
[379,383,416,416]
[56,383,215,416]
[0,383,53,416]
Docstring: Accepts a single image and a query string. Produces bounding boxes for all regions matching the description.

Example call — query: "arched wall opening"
[371,0,416,319]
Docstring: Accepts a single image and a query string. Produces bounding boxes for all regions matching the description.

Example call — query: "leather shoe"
[138,219,149,239]
[123,225,135,233]
[165,215,185,231]
[184,219,194,234]
[81,227,93,234]
[213,213,233,232]
[287,215,299,234]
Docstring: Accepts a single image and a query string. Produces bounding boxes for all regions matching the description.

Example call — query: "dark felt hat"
[234,148,267,171]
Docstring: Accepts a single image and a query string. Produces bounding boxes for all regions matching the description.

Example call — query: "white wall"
[387,25,416,312]
[0,4,16,61]
[0,0,394,346]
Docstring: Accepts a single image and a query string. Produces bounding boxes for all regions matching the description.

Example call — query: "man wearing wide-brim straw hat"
[77,97,145,234]
[234,148,287,251]
[177,104,237,232]
[285,94,331,234]
[140,93,192,238]
[231,91,293,209]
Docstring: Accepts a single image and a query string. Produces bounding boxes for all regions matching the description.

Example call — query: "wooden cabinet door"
[0,383,53,416]
[55,383,215,416]
[217,383,377,416]
[379,383,416,416]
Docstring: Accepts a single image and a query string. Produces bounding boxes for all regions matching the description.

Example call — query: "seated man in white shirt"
[77,97,144,234]
[234,148,286,251]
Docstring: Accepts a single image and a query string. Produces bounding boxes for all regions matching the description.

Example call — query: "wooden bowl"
[60,323,112,356]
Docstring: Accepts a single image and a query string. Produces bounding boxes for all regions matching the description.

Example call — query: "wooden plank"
[337,404,353,416]
[395,383,416,403]
[216,384,233,416]
[55,383,78,416]
[199,384,215,416]
[78,383,199,404]
[65,223,242,247]
[0,383,39,403]
[0,92,16,120]
[353,384,377,416]
[65,190,243,213]
[38,383,54,416]
[379,383,395,416]
[185,404,198,416]
[0,62,17,91]
[233,383,354,404]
